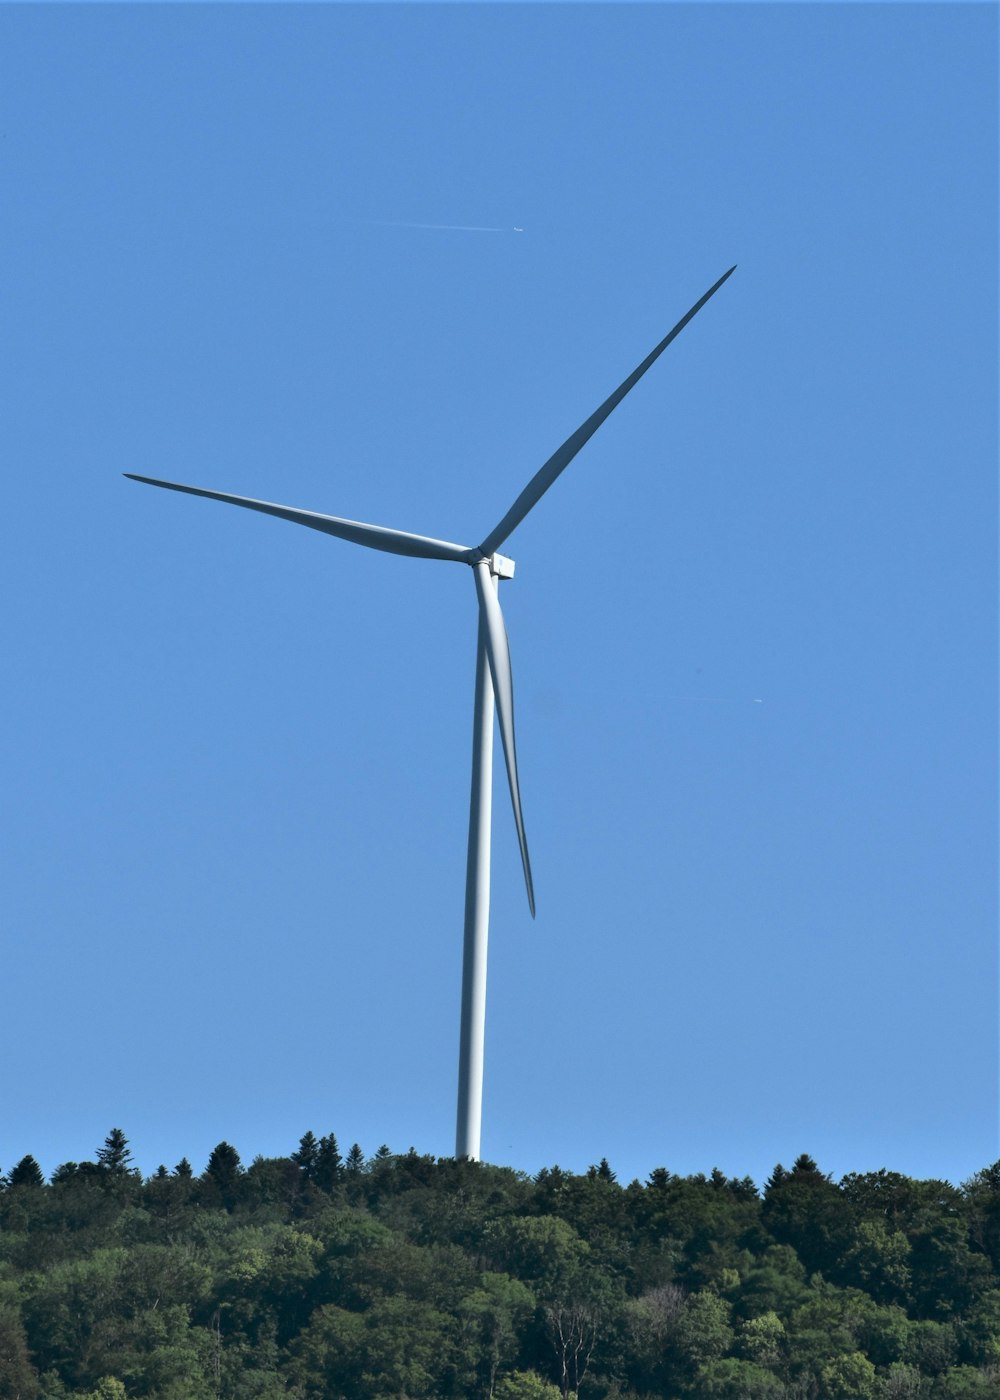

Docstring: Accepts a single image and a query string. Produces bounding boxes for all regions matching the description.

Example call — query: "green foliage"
[819,1349,879,1399]
[735,1309,785,1366]
[8,1155,45,1189]
[96,1130,132,1174]
[495,1370,563,1400]
[78,1380,128,1400]
[204,1142,243,1210]
[694,1356,786,1398]
[1,1137,999,1399]
[672,1289,735,1372]
[0,1306,41,1399]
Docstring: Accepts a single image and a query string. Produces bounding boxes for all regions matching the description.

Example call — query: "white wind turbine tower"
[126,265,735,1161]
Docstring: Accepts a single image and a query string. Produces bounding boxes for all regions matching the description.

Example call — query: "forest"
[1,1132,999,1400]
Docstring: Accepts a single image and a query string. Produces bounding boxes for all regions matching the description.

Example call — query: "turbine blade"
[124,474,475,564]
[479,265,737,556]
[472,562,535,917]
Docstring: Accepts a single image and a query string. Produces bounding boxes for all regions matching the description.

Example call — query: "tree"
[495,1372,562,1400]
[695,1357,787,1398]
[344,1142,365,1174]
[933,1366,1000,1399]
[458,1273,536,1398]
[315,1134,344,1191]
[736,1310,785,1367]
[840,1216,912,1303]
[762,1157,855,1277]
[174,1157,193,1178]
[0,1308,41,1399]
[8,1155,44,1188]
[818,1350,878,1399]
[484,1216,589,1298]
[292,1132,319,1179]
[882,1363,924,1399]
[545,1297,601,1399]
[96,1129,132,1173]
[672,1290,735,1373]
[903,1319,958,1375]
[204,1142,242,1209]
[79,1379,128,1400]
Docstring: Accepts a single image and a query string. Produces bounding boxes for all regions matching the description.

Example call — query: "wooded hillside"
[2,1132,999,1399]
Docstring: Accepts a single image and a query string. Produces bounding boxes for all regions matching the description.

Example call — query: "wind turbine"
[125,265,735,1161]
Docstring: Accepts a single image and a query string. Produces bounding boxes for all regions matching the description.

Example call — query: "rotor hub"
[489,552,515,580]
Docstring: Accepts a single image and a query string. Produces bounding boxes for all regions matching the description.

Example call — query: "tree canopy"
[1,1133,998,1399]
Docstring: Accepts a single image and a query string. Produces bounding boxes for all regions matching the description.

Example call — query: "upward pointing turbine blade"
[479,265,737,557]
[472,562,535,918]
[124,474,476,564]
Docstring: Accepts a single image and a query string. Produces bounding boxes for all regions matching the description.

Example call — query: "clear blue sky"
[2,2,996,1189]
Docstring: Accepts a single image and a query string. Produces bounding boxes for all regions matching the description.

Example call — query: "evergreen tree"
[315,1134,344,1191]
[174,1156,193,1178]
[8,1154,44,1188]
[764,1163,789,1193]
[293,1131,319,1179]
[204,1141,243,1208]
[96,1128,132,1173]
[345,1142,365,1174]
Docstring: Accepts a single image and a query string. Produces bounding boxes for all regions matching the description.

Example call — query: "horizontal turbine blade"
[124,474,476,564]
[479,265,737,556]
[472,562,535,918]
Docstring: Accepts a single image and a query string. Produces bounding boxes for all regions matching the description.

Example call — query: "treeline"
[2,1132,1000,1400]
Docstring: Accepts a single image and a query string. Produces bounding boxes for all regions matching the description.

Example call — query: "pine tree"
[174,1157,193,1178]
[344,1142,365,1174]
[765,1164,789,1193]
[204,1142,243,1208]
[96,1128,132,1173]
[293,1131,319,1179]
[315,1133,344,1191]
[791,1153,826,1180]
[8,1154,44,1188]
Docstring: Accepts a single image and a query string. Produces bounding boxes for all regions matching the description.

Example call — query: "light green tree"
[78,1381,128,1400]
[818,1350,878,1400]
[494,1371,564,1400]
[736,1309,785,1367]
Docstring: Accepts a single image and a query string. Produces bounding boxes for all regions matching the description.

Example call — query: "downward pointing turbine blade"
[124,474,475,564]
[479,264,737,556]
[472,562,535,918]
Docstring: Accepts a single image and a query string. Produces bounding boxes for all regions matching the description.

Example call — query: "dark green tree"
[0,1308,41,1398]
[293,1132,319,1179]
[9,1154,44,1188]
[203,1142,242,1209]
[96,1129,132,1174]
